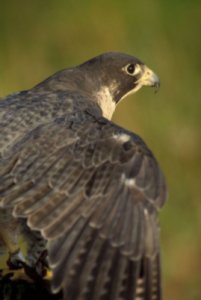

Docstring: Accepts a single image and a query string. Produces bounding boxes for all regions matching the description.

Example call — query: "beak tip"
[153,77,160,92]
[140,66,160,92]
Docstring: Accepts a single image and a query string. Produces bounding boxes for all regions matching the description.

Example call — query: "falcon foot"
[2,249,51,283]
[0,253,59,300]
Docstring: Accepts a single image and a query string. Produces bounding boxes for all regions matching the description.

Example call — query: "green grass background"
[0,0,201,299]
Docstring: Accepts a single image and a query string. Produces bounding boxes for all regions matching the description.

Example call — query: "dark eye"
[124,63,141,76]
[126,64,135,74]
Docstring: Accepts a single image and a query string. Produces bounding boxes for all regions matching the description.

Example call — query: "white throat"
[95,84,143,120]
[95,86,116,120]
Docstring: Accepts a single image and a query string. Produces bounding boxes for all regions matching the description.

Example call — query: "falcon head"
[36,52,160,120]
[79,52,160,119]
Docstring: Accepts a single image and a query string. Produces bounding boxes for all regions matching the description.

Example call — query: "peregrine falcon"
[0,52,167,300]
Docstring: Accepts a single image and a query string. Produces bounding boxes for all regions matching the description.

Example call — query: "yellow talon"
[44,269,53,280]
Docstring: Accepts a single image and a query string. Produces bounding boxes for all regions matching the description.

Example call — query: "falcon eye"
[124,63,141,76]
[127,64,135,74]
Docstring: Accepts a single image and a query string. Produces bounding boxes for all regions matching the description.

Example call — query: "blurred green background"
[0,0,201,299]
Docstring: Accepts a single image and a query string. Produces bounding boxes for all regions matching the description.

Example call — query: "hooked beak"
[138,65,160,92]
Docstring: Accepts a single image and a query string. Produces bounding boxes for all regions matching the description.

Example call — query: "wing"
[0,116,167,300]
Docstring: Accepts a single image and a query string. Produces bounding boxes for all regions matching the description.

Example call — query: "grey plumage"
[0,52,166,300]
